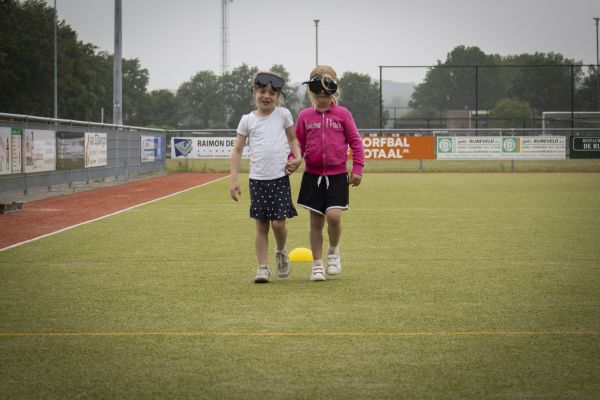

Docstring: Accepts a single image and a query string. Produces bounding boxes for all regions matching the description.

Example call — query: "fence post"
[379,66,383,129]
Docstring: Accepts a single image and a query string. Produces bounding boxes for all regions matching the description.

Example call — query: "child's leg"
[272,218,291,278]
[309,210,326,262]
[271,218,287,252]
[325,208,343,275]
[255,219,270,265]
[325,208,343,249]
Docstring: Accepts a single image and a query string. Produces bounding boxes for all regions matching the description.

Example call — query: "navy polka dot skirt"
[249,176,298,220]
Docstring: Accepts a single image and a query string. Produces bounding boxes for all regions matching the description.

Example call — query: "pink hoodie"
[295,103,365,176]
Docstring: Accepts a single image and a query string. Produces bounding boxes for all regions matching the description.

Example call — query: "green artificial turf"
[1,173,599,399]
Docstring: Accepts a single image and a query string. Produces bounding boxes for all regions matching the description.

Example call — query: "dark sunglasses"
[254,72,285,91]
[303,75,338,95]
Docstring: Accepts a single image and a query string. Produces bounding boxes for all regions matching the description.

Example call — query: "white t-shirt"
[237,106,293,180]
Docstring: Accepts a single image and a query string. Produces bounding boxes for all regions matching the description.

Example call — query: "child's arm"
[344,112,364,186]
[294,113,306,156]
[285,126,302,175]
[229,134,246,201]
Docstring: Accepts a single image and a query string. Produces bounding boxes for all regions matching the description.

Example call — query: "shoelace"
[276,252,288,267]
[258,265,271,275]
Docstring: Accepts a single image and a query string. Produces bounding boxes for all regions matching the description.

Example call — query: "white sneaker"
[326,252,342,275]
[310,265,326,281]
[275,249,290,278]
[254,265,272,283]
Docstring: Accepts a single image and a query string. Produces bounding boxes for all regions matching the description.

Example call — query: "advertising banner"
[171,137,249,159]
[11,128,22,174]
[0,127,11,175]
[85,132,107,167]
[57,132,85,169]
[361,135,435,160]
[141,135,161,162]
[502,136,566,159]
[436,136,501,159]
[437,136,566,160]
[24,129,56,173]
[569,137,600,159]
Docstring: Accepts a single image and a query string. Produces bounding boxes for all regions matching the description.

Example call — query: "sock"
[313,259,323,267]
[328,246,339,255]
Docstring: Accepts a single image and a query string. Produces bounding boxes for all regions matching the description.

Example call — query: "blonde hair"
[252,70,286,107]
[306,65,341,106]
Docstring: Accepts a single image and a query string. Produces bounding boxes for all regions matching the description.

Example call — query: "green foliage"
[338,72,385,128]
[505,52,580,112]
[2,1,593,130]
[220,64,259,128]
[409,46,586,119]
[0,0,149,124]
[409,46,502,114]
[140,89,177,129]
[574,68,600,111]
[0,0,56,116]
[489,98,534,129]
[176,70,226,128]
[270,63,301,117]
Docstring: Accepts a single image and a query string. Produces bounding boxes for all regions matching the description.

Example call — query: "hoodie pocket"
[304,132,323,167]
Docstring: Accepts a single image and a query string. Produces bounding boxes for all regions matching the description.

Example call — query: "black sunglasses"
[303,75,338,95]
[254,72,285,91]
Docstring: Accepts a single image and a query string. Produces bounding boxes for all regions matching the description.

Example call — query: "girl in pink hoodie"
[294,65,365,281]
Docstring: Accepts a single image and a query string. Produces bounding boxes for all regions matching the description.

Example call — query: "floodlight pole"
[314,19,320,66]
[53,0,58,119]
[113,0,123,126]
[594,17,599,111]
[379,66,383,129]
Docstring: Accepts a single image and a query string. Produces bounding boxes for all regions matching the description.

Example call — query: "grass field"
[1,173,599,399]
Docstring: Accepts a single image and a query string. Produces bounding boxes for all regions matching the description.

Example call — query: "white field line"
[0,175,229,252]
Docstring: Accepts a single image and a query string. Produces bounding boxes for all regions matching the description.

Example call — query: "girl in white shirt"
[230,71,302,283]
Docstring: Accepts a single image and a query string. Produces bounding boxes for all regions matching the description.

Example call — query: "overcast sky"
[47,0,599,91]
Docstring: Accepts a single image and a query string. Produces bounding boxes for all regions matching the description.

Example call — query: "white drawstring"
[317,175,330,189]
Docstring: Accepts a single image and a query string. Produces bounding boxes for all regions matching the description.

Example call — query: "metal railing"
[0,113,167,196]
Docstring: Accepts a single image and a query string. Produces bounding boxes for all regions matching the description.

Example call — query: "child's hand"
[230,182,241,201]
[349,173,362,187]
[286,157,302,175]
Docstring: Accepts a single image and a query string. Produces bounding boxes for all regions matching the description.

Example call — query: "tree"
[0,0,151,124]
[140,89,177,129]
[175,70,226,128]
[337,72,383,128]
[269,64,300,118]
[0,0,56,116]
[505,52,580,112]
[121,58,150,125]
[489,98,533,129]
[576,69,600,111]
[408,46,584,123]
[220,64,258,128]
[409,46,503,115]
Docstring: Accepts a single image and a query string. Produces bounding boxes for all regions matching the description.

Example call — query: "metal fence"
[0,113,167,196]
[379,64,600,130]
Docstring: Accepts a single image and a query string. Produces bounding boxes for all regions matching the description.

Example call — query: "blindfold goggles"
[303,75,338,95]
[254,72,285,91]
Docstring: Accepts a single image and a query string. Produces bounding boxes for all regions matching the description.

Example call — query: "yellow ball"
[288,247,313,262]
